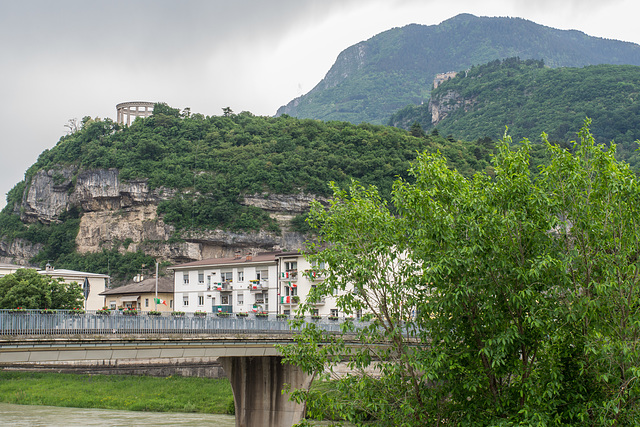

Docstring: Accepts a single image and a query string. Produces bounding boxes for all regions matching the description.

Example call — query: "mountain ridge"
[276,13,640,124]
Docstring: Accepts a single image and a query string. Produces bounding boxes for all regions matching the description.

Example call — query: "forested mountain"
[388,59,640,169]
[276,13,640,124]
[0,105,493,283]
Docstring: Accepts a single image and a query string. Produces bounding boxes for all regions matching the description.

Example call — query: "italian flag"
[154,298,167,306]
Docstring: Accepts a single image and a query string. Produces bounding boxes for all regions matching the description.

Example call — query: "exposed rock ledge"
[14,167,313,264]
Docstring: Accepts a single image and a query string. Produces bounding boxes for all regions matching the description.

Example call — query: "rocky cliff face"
[428,90,477,125]
[10,168,315,265]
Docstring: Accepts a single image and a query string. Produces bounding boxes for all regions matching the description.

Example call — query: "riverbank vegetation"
[0,371,234,414]
[283,121,640,425]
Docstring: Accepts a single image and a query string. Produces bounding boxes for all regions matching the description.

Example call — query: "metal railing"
[0,310,362,336]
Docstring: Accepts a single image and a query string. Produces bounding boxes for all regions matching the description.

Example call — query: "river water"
[0,403,236,426]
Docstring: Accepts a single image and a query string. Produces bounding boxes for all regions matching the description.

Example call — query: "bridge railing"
[0,310,364,336]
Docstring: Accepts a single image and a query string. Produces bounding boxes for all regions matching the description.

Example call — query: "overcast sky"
[1,0,639,209]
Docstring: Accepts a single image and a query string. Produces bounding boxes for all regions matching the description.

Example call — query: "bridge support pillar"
[219,356,313,427]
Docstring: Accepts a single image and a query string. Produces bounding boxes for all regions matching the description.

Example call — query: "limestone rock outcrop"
[10,167,314,265]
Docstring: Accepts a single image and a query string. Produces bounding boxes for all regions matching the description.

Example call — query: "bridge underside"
[220,356,313,427]
[0,335,313,427]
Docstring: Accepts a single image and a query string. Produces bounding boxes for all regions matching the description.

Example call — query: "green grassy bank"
[0,371,234,414]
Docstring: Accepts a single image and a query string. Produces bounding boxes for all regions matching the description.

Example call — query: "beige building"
[0,262,30,277]
[38,264,110,311]
[100,275,174,313]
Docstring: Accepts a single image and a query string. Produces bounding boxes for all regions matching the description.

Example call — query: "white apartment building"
[169,252,280,314]
[169,250,351,318]
[275,251,343,318]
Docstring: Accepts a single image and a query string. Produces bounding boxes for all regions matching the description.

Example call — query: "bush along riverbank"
[0,371,235,414]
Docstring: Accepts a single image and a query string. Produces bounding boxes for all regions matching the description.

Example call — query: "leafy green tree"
[281,121,640,425]
[0,269,83,310]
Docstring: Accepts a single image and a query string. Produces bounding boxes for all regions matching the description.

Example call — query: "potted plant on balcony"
[70,308,85,315]
[97,307,111,315]
[122,308,138,316]
[276,313,289,320]
[255,311,268,318]
[291,296,300,304]
[10,307,26,313]
[40,308,57,314]
[217,311,230,317]
[194,311,207,317]
[171,311,185,317]
[311,314,321,321]
[147,310,162,316]
[236,312,248,318]
[328,315,339,321]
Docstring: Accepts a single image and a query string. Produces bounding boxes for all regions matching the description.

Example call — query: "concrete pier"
[220,356,313,427]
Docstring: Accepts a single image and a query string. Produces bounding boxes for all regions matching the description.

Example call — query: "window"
[145,298,149,307]
[285,261,297,271]
[183,272,189,284]
[221,295,231,305]
[207,275,211,285]
[238,294,244,305]
[198,271,204,284]
[291,287,297,296]
[257,270,268,281]
[237,270,244,282]
[198,295,204,306]
[183,296,189,306]
[221,271,233,282]
[312,309,319,316]
[170,300,173,308]
[330,309,338,317]
[284,309,290,315]
[110,302,116,310]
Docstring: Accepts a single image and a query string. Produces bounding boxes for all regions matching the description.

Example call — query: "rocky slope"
[3,167,318,265]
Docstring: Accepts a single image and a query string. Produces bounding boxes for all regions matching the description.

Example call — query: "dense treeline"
[390,59,640,169]
[0,106,495,280]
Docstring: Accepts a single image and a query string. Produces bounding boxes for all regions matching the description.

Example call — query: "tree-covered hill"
[389,59,640,169]
[0,105,494,281]
[276,13,640,125]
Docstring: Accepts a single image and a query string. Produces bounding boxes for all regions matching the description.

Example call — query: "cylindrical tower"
[116,101,155,125]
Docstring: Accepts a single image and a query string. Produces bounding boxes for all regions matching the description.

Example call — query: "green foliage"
[0,269,83,309]
[279,14,640,125]
[282,121,640,425]
[392,58,640,170]
[54,248,156,285]
[0,371,233,414]
[8,108,492,237]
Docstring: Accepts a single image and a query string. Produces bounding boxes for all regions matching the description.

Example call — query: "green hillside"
[0,105,494,279]
[389,59,640,169]
[276,14,640,124]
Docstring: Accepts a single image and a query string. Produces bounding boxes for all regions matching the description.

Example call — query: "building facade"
[100,275,174,313]
[169,251,350,318]
[38,265,110,311]
[275,251,340,317]
[169,252,280,315]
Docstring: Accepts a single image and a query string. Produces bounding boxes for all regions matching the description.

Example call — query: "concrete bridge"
[0,310,356,427]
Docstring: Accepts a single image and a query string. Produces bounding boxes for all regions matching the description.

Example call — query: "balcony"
[304,270,325,281]
[249,280,266,291]
[213,282,232,292]
[279,296,299,304]
[280,270,298,280]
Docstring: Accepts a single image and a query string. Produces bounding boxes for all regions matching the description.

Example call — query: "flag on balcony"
[154,298,167,306]
[282,272,289,278]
